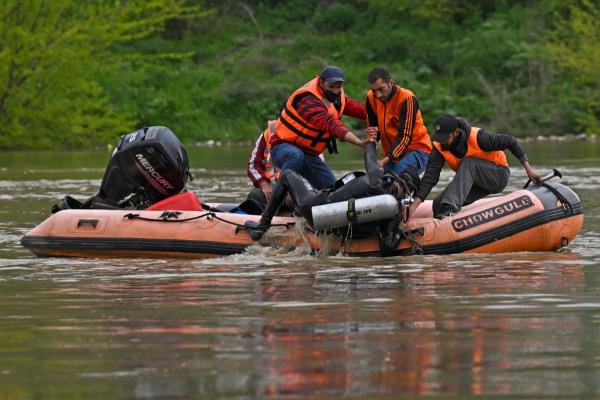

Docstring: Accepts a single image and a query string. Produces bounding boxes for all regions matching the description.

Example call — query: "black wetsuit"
[258,142,396,228]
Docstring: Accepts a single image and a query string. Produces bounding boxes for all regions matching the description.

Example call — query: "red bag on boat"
[145,192,203,211]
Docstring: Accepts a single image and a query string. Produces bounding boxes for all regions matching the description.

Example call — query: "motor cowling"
[94,126,191,209]
[311,194,400,231]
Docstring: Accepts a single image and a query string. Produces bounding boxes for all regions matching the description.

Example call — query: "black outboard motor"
[52,126,192,212]
[94,126,192,209]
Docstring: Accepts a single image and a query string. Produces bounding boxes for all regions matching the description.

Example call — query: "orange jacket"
[262,121,279,181]
[366,85,431,161]
[275,77,346,154]
[247,121,279,186]
[433,127,508,171]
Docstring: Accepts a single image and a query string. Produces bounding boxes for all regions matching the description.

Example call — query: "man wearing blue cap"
[269,66,368,189]
[409,114,541,219]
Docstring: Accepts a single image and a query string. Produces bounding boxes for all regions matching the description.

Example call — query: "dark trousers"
[433,157,510,217]
[271,142,336,189]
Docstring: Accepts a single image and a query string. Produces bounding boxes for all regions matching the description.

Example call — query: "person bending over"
[268,65,368,189]
[410,114,541,219]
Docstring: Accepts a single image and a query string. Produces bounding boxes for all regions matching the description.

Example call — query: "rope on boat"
[123,211,296,232]
[402,228,424,255]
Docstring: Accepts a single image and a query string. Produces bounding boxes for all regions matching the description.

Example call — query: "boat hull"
[21,182,584,258]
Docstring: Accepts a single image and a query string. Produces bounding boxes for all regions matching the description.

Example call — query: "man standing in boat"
[364,67,432,174]
[410,114,541,219]
[269,66,368,189]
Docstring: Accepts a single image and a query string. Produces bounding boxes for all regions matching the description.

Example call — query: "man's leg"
[385,150,430,175]
[303,153,336,189]
[244,174,292,240]
[271,142,305,175]
[463,160,510,206]
[434,157,509,217]
[244,169,324,240]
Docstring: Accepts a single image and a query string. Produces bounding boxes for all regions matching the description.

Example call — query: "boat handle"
[523,168,562,189]
[77,219,98,229]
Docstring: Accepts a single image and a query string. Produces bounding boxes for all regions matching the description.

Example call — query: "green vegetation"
[0,0,598,149]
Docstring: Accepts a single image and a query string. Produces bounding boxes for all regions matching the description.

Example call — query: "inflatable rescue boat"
[20,125,583,258]
[21,180,583,258]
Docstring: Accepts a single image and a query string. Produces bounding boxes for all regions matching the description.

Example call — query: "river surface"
[1,140,600,399]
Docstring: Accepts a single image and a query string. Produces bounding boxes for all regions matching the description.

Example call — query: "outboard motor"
[52,126,192,212]
[94,126,192,209]
[311,194,400,231]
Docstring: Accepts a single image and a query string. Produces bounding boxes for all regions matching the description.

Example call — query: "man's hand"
[378,156,390,170]
[523,161,541,183]
[365,126,378,142]
[260,181,273,201]
[344,131,374,147]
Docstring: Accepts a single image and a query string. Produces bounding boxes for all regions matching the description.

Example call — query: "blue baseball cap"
[319,66,345,83]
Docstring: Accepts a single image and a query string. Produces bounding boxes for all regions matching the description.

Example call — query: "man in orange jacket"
[364,68,432,175]
[269,66,368,189]
[245,119,327,212]
[246,120,278,204]
[410,114,541,219]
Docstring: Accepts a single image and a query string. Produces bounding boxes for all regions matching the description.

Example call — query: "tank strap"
[346,199,358,224]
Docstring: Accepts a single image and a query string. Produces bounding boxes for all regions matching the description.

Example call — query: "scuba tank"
[311,194,400,231]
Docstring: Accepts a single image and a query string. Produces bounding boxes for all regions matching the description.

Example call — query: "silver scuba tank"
[311,194,400,231]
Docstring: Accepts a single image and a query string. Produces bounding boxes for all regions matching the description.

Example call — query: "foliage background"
[0,0,598,149]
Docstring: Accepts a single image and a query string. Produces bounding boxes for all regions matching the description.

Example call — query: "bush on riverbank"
[0,0,598,149]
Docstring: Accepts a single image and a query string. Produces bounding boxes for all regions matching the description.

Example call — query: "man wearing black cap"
[409,114,541,219]
[269,66,368,190]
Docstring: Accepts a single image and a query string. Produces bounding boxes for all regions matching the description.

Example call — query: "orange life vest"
[366,85,431,159]
[262,120,279,181]
[275,77,346,154]
[433,127,508,171]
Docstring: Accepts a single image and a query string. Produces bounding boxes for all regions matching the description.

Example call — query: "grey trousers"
[432,157,510,217]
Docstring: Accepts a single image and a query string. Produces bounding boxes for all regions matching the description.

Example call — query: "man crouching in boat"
[410,114,541,219]
[244,138,420,252]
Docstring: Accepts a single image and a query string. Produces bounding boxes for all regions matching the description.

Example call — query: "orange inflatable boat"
[21,180,583,258]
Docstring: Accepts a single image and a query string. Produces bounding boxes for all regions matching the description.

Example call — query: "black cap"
[433,114,459,142]
[319,66,344,83]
